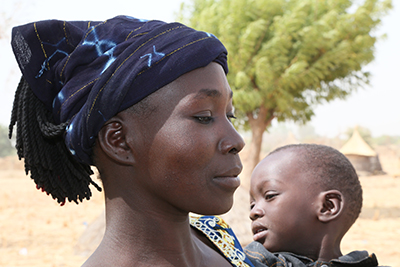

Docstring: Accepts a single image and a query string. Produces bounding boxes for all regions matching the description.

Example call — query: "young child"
[9,16,254,266]
[245,144,380,267]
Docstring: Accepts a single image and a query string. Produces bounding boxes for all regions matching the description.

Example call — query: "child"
[9,16,254,266]
[245,144,380,267]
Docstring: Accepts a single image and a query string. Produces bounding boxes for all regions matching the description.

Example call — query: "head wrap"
[11,15,228,165]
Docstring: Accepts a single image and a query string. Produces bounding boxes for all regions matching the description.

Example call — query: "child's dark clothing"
[245,241,379,267]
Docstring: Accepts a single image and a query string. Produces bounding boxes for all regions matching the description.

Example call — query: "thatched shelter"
[339,128,385,176]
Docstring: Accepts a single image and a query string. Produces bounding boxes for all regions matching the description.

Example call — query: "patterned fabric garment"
[190,214,255,267]
[11,16,228,165]
[245,241,380,267]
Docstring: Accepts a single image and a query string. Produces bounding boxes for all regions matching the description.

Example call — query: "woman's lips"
[212,176,241,191]
[213,166,242,191]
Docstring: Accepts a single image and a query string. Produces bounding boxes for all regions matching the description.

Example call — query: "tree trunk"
[241,107,274,189]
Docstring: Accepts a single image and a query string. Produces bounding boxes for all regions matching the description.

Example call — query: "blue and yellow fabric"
[190,214,255,267]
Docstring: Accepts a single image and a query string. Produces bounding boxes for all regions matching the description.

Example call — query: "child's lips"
[252,225,268,242]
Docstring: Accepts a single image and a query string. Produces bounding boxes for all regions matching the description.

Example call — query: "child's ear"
[317,190,344,223]
[97,119,134,165]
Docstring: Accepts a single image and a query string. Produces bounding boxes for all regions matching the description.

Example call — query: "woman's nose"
[218,123,245,154]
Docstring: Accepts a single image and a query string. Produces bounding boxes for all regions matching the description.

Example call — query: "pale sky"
[1,0,399,138]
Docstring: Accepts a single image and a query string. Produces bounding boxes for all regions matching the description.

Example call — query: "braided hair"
[9,16,228,204]
[9,76,102,205]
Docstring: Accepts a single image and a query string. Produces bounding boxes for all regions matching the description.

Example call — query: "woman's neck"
[83,195,231,267]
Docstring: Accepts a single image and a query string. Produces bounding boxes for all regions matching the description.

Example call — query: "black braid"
[9,76,102,204]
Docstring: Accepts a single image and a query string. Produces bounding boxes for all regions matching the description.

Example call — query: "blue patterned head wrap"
[11,15,228,165]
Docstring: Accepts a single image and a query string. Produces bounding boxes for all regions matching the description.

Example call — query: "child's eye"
[195,116,213,124]
[265,193,278,200]
[250,203,255,211]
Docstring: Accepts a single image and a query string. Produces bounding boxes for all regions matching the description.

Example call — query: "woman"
[9,15,253,266]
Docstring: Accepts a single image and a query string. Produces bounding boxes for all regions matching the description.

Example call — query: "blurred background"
[0,0,399,266]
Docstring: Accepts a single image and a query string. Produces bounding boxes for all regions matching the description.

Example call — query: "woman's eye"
[195,116,213,124]
[227,114,237,122]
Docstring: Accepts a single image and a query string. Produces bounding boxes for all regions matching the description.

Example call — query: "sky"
[0,0,399,138]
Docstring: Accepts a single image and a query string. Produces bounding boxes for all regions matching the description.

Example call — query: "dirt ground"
[0,149,399,266]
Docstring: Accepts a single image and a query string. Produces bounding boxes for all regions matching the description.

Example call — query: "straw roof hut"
[339,128,384,176]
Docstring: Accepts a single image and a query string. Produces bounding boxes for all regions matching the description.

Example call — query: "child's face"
[249,149,321,254]
[121,62,245,215]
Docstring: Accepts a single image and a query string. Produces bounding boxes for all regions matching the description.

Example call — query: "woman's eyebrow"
[194,88,233,99]
[194,88,221,99]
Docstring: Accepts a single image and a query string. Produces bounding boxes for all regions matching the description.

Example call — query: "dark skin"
[249,149,348,262]
[82,62,245,267]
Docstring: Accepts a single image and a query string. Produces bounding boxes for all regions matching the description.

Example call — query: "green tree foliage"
[179,0,392,179]
[0,124,14,157]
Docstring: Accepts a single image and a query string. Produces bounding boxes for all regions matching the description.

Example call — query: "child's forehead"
[253,149,315,186]
[272,147,304,157]
[264,149,302,168]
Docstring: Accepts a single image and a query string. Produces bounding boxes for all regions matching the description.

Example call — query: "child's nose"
[249,205,265,221]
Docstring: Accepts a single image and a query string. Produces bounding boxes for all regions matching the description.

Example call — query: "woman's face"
[121,62,245,216]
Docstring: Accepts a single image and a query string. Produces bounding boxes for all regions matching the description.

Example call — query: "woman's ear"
[97,119,134,165]
[317,190,344,223]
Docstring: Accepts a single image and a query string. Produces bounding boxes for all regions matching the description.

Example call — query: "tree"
[179,0,392,184]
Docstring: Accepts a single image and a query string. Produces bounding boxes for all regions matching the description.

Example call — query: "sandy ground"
[0,153,399,267]
[0,167,104,267]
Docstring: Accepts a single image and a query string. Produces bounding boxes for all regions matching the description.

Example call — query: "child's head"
[249,144,362,258]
